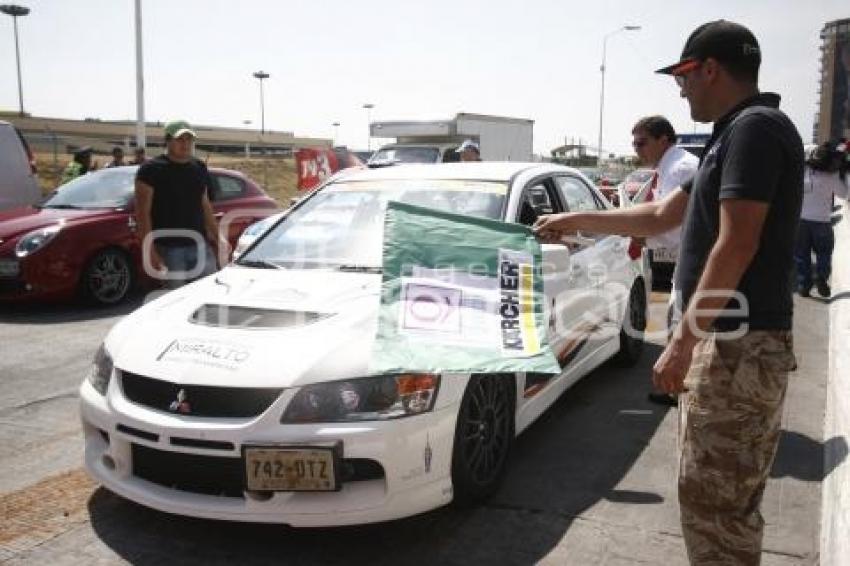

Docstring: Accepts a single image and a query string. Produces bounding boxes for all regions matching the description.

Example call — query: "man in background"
[60,146,96,185]
[130,147,147,165]
[456,139,482,162]
[795,142,848,298]
[630,115,698,405]
[105,146,125,168]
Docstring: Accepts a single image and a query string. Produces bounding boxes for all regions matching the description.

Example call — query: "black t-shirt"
[677,93,804,331]
[136,155,213,246]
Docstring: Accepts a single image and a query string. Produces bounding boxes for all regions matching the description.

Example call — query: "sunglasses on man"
[673,59,703,87]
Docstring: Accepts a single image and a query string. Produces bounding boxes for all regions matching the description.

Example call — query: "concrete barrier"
[821,196,850,566]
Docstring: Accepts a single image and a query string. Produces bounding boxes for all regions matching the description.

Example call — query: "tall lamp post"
[133,0,145,150]
[1,4,30,117]
[597,24,640,163]
[253,70,270,135]
[362,103,374,151]
[332,121,340,146]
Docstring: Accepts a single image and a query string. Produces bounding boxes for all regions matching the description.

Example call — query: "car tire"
[451,374,515,505]
[613,279,646,367]
[80,248,134,306]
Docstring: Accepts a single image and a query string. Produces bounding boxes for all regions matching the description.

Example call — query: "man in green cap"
[134,120,228,288]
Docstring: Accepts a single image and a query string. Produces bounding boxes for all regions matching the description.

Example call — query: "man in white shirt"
[632,116,699,263]
[631,116,698,406]
[795,143,849,297]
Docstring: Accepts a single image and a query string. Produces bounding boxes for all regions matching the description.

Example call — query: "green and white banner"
[371,201,561,375]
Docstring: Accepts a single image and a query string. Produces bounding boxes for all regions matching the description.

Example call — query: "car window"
[211,174,245,201]
[369,147,440,164]
[41,167,137,209]
[515,179,563,227]
[555,176,604,212]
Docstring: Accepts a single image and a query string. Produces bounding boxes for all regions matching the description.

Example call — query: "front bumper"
[79,377,458,526]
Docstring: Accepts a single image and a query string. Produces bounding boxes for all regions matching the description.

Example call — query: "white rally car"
[80,162,649,526]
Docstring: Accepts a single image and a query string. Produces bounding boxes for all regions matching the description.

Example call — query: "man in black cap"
[534,20,803,564]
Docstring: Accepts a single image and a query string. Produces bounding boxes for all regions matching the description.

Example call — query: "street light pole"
[1,4,30,117]
[133,0,145,150]
[362,103,374,151]
[597,25,640,163]
[253,70,270,135]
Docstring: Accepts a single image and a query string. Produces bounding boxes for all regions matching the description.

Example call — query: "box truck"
[368,113,533,164]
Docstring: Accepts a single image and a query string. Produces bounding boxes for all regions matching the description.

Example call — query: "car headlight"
[281,374,439,423]
[15,224,62,258]
[88,343,114,395]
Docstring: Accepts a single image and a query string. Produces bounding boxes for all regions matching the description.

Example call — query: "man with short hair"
[130,147,147,165]
[631,115,698,406]
[456,139,482,162]
[534,21,803,564]
[135,120,228,288]
[105,146,125,168]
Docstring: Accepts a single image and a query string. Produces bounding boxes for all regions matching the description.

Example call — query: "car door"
[554,175,632,343]
[509,176,599,425]
[209,172,266,246]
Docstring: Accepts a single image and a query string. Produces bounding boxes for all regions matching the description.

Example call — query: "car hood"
[0,206,121,241]
[107,266,383,389]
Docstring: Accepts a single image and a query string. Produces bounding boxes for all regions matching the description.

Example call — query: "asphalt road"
[0,289,834,565]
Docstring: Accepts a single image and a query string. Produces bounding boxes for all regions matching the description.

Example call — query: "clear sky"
[0,0,847,155]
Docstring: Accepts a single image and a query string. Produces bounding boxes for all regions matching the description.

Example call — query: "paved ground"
[0,288,833,565]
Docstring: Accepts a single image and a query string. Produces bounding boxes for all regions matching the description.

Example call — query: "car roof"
[84,164,242,177]
[330,162,580,183]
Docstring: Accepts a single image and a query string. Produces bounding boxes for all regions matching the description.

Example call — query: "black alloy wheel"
[81,249,133,305]
[614,280,646,367]
[451,374,514,504]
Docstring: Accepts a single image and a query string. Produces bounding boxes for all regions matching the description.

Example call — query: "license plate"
[243,444,341,492]
[653,248,677,263]
[0,260,19,277]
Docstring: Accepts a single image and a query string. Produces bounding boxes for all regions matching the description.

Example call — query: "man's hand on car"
[532,213,579,243]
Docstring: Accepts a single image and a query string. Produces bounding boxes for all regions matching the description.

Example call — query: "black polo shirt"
[676,93,804,331]
[136,155,213,246]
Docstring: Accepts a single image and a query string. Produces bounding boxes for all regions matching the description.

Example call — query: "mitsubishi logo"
[168,389,192,414]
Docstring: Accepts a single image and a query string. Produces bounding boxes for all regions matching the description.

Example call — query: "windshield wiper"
[237,259,284,269]
[335,264,382,274]
[42,204,83,209]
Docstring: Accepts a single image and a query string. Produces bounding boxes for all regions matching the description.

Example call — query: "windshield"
[369,146,440,164]
[239,179,507,270]
[43,167,137,209]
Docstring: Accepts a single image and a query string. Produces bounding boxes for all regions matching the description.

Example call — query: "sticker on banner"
[401,283,463,333]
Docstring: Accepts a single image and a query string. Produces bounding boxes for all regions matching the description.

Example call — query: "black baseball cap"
[656,20,761,75]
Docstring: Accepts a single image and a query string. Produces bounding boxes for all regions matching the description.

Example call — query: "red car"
[0,166,278,305]
[600,168,654,206]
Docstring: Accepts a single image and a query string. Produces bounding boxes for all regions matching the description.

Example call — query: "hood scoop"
[190,304,333,329]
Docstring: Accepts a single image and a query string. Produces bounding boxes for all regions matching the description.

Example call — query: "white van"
[0,121,40,211]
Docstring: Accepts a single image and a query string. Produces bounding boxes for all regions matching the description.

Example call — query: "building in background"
[814,18,850,144]
[0,112,331,157]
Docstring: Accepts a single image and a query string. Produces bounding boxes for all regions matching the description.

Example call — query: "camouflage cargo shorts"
[678,330,797,565]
